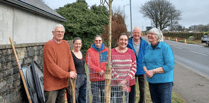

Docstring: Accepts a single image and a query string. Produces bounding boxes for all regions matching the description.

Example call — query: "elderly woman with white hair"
[142,28,175,103]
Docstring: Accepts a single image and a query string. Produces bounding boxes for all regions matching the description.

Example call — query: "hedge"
[163,32,204,40]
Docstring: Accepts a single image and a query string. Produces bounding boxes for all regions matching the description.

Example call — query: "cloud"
[45,0,209,30]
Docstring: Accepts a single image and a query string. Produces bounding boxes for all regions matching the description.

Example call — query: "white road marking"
[172,46,183,49]
[187,44,204,47]
[189,50,208,56]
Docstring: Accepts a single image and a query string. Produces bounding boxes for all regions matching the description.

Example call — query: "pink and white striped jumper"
[111,48,137,86]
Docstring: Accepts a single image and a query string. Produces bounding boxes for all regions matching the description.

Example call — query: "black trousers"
[129,85,136,103]
[135,74,146,103]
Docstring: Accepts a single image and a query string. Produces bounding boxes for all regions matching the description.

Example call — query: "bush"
[188,36,195,41]
[101,14,127,48]
[56,1,109,52]
[163,32,204,40]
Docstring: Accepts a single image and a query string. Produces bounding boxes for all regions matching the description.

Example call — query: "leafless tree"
[189,24,209,32]
[113,6,123,15]
[169,24,185,31]
[113,6,130,22]
[140,0,181,30]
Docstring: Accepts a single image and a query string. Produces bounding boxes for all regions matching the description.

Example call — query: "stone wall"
[0,40,73,103]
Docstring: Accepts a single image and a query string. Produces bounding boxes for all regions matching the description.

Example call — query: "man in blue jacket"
[127,27,148,103]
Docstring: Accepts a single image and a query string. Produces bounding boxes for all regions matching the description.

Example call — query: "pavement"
[173,61,209,103]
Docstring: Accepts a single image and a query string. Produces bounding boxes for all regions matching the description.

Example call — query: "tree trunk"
[105,0,112,103]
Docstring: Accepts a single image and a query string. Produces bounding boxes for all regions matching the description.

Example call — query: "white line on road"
[187,44,204,47]
[189,50,208,56]
[172,46,183,49]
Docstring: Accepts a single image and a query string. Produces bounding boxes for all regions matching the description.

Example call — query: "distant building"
[146,26,152,31]
[0,0,66,44]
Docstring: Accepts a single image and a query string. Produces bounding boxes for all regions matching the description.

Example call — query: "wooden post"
[9,37,32,103]
[69,79,76,103]
[105,0,112,103]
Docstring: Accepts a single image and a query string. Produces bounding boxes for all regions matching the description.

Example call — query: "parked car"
[201,34,209,46]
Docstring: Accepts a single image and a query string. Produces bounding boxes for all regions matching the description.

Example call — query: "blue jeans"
[149,82,173,103]
[91,81,105,103]
[67,74,87,103]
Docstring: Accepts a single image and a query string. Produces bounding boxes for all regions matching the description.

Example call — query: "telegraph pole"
[130,0,132,36]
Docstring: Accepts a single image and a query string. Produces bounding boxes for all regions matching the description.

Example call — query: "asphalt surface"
[173,61,209,103]
[167,40,209,79]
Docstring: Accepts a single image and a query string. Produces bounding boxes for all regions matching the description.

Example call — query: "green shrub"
[56,1,109,52]
[163,32,203,40]
[188,36,195,41]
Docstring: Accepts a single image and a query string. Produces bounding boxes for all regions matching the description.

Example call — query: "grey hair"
[54,24,65,31]
[94,35,103,41]
[73,37,82,43]
[149,28,164,42]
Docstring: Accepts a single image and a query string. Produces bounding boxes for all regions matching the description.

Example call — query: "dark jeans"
[91,81,105,103]
[44,88,65,103]
[149,82,173,103]
[67,74,87,103]
[129,85,136,103]
[135,75,146,103]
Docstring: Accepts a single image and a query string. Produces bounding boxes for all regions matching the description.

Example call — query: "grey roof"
[0,0,66,22]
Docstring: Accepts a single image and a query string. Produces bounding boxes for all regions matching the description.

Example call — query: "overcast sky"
[44,0,209,31]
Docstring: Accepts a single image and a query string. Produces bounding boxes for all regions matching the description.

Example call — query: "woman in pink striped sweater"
[111,33,137,103]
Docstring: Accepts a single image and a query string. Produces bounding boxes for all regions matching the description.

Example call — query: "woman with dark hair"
[67,37,86,103]
[143,28,175,103]
[111,33,136,102]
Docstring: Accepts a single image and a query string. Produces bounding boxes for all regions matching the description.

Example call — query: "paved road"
[165,40,209,79]
[142,36,209,103]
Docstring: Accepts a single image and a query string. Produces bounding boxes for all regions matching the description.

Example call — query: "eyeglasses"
[95,40,102,42]
[55,31,65,33]
[133,32,140,34]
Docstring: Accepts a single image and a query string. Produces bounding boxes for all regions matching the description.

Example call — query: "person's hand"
[100,70,104,76]
[120,80,127,85]
[144,67,155,78]
[69,71,77,78]
[120,80,130,92]
[121,85,131,92]
[145,70,155,78]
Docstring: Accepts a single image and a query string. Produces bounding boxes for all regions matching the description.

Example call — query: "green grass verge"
[169,39,196,44]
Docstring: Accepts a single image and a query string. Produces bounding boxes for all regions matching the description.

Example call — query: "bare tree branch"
[105,0,109,6]
[140,0,181,30]
[101,6,109,20]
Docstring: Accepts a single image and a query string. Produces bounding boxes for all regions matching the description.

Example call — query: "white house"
[0,0,66,44]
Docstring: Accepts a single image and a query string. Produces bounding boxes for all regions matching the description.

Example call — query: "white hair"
[54,24,65,31]
[149,28,164,42]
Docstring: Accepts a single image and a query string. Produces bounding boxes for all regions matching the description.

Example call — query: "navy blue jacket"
[127,37,148,75]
